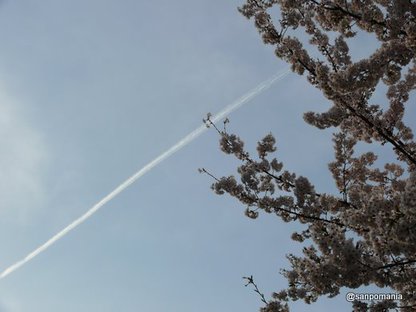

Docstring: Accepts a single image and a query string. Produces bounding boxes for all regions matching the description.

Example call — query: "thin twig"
[243,275,268,305]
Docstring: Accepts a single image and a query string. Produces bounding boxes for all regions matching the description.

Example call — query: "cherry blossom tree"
[201,1,416,311]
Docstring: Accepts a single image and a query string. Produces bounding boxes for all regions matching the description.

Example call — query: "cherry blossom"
[202,1,416,311]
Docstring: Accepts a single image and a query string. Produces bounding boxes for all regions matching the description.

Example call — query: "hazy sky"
[0,1,411,311]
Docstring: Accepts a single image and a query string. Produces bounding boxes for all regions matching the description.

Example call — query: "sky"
[0,1,413,311]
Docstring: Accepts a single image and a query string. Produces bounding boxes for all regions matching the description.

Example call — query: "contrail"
[0,68,290,280]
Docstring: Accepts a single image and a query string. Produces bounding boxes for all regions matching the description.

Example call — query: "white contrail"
[0,68,290,280]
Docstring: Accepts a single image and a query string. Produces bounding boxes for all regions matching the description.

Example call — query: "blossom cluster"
[205,123,415,311]
[203,1,416,310]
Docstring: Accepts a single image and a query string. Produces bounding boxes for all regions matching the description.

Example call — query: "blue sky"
[0,1,411,311]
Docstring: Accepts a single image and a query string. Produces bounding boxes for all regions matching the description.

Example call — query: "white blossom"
[204,1,416,311]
